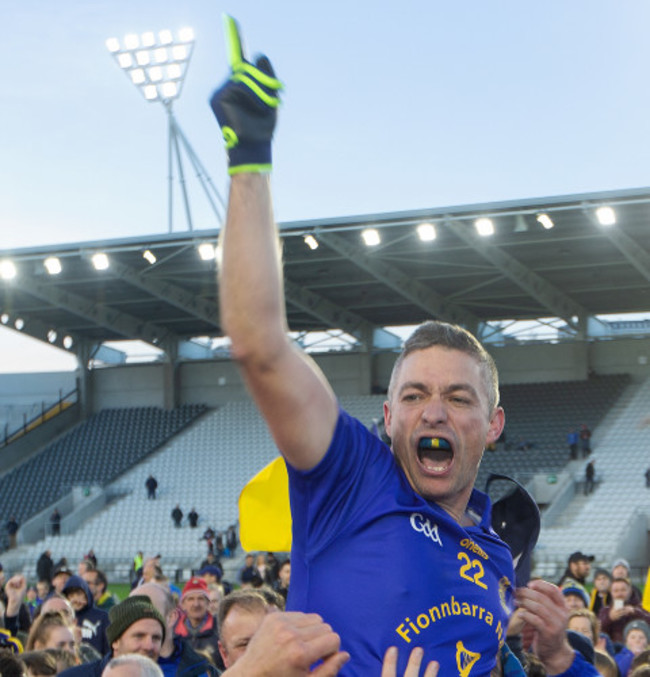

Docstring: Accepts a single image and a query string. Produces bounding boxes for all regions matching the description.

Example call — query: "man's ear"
[167,607,180,628]
[486,407,505,446]
[218,640,229,669]
[383,400,392,439]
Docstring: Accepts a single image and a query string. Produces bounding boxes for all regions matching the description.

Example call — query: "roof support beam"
[13,276,175,346]
[284,278,398,349]
[317,232,481,332]
[445,219,589,333]
[110,260,221,329]
[598,225,650,283]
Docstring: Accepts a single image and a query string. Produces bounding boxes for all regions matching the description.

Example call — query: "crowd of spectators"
[0,542,647,675]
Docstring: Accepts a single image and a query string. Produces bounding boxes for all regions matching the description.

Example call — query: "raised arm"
[212,17,338,470]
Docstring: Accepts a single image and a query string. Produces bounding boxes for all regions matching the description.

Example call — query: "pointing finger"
[223,14,244,69]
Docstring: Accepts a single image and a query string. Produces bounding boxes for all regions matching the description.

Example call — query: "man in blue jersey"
[211,17,595,677]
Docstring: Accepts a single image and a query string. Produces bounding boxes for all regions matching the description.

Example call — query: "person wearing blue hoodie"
[62,574,109,656]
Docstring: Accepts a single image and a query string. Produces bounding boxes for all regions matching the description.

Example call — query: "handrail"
[1,388,78,447]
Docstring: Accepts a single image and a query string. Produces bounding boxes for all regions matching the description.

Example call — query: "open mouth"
[417,436,453,473]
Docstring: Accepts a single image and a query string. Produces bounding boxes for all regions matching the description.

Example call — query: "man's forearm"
[219,173,287,363]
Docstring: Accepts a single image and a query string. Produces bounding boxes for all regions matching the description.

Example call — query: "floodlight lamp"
[143,249,157,264]
[172,44,187,61]
[136,50,150,66]
[149,66,163,82]
[130,69,146,85]
[304,234,319,250]
[161,82,178,99]
[178,27,194,43]
[159,29,173,45]
[117,53,133,69]
[596,206,616,226]
[124,33,139,50]
[143,85,158,100]
[154,47,168,63]
[92,253,109,270]
[474,218,494,236]
[106,37,120,53]
[536,213,554,230]
[167,64,182,80]
[47,329,57,343]
[0,260,16,280]
[198,243,216,260]
[1,313,9,324]
[141,31,155,47]
[63,335,74,350]
[361,228,381,246]
[417,222,436,242]
[14,318,24,331]
[44,257,62,275]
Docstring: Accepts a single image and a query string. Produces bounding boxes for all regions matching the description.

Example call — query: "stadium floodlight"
[44,257,62,275]
[105,26,226,234]
[304,235,319,250]
[0,314,9,324]
[596,206,616,226]
[63,335,74,349]
[417,222,436,242]
[92,253,110,270]
[106,27,194,105]
[536,213,554,230]
[0,260,17,280]
[361,228,381,247]
[197,242,216,261]
[474,218,494,237]
[47,330,57,343]
[142,249,157,264]
[14,318,24,330]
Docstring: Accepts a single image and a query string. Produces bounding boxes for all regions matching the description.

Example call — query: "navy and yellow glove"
[210,15,282,175]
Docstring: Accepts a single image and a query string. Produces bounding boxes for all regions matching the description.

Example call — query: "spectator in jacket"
[173,577,219,667]
[62,575,110,656]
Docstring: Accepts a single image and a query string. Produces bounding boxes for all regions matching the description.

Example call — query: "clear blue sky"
[1,0,650,371]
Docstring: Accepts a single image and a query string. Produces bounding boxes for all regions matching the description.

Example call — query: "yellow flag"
[238,457,292,552]
[642,566,650,612]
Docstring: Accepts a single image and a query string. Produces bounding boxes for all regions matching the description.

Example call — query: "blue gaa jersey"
[286,408,515,677]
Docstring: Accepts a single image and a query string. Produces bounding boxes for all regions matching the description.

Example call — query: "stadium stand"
[535,374,650,576]
[0,404,207,550]
[1,373,636,582]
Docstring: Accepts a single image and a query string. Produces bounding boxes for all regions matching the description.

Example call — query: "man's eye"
[402,393,420,401]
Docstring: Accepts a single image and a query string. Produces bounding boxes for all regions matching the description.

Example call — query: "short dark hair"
[95,569,108,593]
[217,590,267,641]
[388,321,499,411]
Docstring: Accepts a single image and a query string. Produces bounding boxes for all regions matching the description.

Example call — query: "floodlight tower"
[106,28,225,233]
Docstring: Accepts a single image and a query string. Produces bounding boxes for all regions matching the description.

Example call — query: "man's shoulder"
[177,637,221,675]
[60,656,106,677]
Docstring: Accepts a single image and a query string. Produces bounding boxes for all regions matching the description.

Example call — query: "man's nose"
[421,396,447,424]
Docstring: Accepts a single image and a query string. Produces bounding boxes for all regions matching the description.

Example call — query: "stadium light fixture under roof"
[44,257,62,275]
[474,217,495,236]
[304,235,319,250]
[417,222,436,242]
[91,253,110,271]
[596,206,616,226]
[536,213,554,230]
[0,260,16,280]
[361,228,381,247]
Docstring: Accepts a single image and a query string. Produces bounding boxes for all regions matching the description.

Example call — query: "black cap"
[568,551,594,564]
[486,473,540,587]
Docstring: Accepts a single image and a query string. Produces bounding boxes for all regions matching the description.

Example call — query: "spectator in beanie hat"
[173,577,219,666]
[59,596,165,677]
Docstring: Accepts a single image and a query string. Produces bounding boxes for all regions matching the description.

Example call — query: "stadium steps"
[535,375,650,570]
